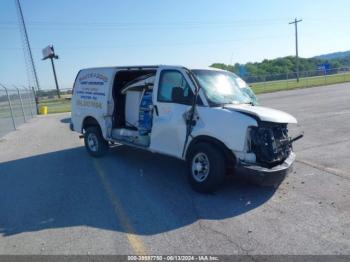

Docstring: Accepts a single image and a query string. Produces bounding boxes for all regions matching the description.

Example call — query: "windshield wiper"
[210,102,232,107]
[215,101,254,108]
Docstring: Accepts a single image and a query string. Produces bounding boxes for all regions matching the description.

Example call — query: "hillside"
[314,50,350,60]
[211,51,350,81]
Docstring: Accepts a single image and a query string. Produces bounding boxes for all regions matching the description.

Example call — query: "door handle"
[154,105,159,116]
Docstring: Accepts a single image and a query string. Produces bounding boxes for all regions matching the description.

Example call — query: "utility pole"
[289,18,302,82]
[15,0,40,91]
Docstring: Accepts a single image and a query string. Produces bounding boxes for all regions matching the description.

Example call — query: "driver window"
[158,70,193,104]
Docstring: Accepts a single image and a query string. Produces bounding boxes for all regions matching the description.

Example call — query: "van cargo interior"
[112,69,156,147]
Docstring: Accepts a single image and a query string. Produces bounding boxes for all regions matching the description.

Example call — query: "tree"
[210,54,350,82]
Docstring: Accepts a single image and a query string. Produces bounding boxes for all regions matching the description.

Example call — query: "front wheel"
[84,126,108,157]
[187,143,226,193]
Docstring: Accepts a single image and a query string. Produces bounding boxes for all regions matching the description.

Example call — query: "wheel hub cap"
[87,133,98,152]
[191,152,210,182]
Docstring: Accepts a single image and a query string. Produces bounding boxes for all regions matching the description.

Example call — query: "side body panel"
[149,66,258,160]
[71,66,258,163]
[187,107,258,159]
[71,68,116,139]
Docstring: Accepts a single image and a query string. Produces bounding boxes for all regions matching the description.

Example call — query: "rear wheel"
[84,126,108,157]
[187,143,226,193]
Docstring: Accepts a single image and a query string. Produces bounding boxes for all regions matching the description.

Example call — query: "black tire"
[84,126,108,157]
[187,143,226,193]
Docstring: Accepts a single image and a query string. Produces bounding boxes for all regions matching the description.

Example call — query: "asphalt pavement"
[0,83,349,255]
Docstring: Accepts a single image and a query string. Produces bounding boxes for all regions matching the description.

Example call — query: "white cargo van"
[71,65,302,192]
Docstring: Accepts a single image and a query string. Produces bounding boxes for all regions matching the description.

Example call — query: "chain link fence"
[243,67,350,93]
[0,84,37,138]
[243,67,350,83]
[36,88,72,114]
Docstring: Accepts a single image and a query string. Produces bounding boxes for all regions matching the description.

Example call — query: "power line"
[0,18,288,31]
[289,18,302,82]
[0,34,291,51]
[0,18,288,25]
[15,0,40,91]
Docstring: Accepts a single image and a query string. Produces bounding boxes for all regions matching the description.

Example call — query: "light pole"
[42,45,61,98]
[289,18,302,82]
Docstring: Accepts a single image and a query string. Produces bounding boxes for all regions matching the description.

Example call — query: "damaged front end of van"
[191,69,303,186]
[223,103,302,186]
[237,121,302,186]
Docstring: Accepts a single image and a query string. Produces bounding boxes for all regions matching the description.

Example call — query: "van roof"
[83,65,160,70]
[82,65,227,72]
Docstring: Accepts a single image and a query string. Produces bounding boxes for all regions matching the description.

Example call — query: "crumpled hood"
[224,104,297,124]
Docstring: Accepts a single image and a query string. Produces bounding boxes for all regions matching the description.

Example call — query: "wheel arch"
[82,116,101,133]
[185,135,236,173]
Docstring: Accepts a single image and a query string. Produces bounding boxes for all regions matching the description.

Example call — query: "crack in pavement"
[296,159,349,181]
[198,222,255,254]
[189,196,255,254]
[297,138,350,152]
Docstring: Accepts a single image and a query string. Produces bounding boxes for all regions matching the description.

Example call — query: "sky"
[1,0,350,90]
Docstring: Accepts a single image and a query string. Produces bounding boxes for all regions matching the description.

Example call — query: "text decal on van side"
[76,99,102,109]
[79,72,108,86]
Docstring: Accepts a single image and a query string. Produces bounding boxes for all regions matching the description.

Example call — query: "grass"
[251,72,350,94]
[39,97,71,114]
[0,106,11,118]
[0,101,35,118]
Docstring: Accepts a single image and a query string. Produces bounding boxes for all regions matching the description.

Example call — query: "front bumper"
[235,152,295,186]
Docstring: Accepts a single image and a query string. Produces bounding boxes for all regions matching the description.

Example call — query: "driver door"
[150,68,195,158]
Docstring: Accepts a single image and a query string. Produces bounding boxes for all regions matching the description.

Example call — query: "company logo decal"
[79,72,108,86]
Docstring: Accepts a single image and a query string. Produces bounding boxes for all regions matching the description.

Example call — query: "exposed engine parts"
[249,122,293,168]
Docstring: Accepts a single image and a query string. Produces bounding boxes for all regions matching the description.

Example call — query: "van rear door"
[71,68,114,137]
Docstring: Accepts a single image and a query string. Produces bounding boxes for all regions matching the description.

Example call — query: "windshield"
[191,69,256,106]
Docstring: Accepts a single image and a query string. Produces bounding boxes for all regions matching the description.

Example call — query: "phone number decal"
[76,99,102,109]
